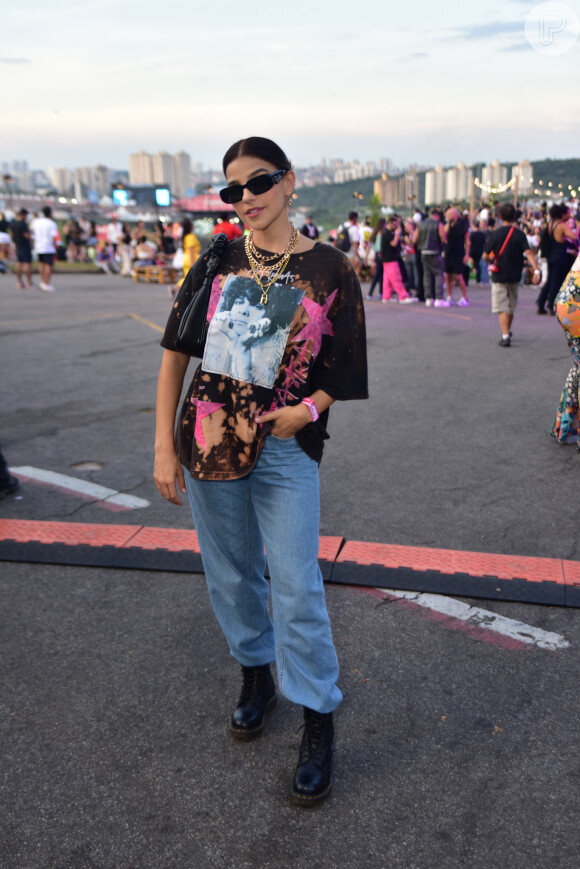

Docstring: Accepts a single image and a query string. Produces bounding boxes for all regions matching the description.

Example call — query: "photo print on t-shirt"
[202,275,305,388]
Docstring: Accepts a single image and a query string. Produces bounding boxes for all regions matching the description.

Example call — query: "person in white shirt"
[31,206,59,292]
[107,217,123,250]
[341,211,361,277]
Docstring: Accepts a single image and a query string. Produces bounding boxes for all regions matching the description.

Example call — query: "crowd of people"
[0,208,243,293]
[332,200,579,315]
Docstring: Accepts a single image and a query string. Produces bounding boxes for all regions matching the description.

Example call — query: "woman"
[154,136,368,805]
[537,204,579,314]
[366,217,385,299]
[171,218,201,298]
[552,255,580,447]
[118,222,133,277]
[380,215,416,303]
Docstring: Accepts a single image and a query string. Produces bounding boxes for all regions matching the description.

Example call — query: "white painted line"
[10,466,150,510]
[379,588,570,651]
[105,493,151,509]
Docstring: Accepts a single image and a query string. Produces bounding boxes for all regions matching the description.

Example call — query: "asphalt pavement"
[0,270,578,869]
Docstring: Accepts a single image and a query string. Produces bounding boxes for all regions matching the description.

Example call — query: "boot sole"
[228,694,277,739]
[289,756,334,806]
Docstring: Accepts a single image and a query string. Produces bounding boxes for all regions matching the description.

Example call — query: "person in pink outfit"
[380,216,418,304]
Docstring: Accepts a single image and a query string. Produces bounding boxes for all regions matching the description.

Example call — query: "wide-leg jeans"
[184,434,342,714]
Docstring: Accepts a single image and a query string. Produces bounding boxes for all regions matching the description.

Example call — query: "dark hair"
[348,211,358,222]
[220,277,299,336]
[548,203,566,221]
[370,217,386,243]
[181,218,193,236]
[221,277,266,312]
[42,206,52,218]
[498,203,516,222]
[222,137,292,175]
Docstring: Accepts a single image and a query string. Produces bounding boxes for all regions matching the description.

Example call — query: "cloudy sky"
[2,0,579,173]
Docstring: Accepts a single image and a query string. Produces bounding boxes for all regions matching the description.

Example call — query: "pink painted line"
[349,586,568,652]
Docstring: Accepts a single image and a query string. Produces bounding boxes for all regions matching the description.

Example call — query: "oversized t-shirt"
[161,239,368,480]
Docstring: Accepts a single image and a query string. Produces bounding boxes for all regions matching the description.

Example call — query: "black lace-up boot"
[290,707,334,805]
[229,664,277,739]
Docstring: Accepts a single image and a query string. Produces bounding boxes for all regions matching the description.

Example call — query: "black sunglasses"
[219,170,287,205]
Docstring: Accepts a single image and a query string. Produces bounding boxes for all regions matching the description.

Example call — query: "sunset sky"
[3,0,579,172]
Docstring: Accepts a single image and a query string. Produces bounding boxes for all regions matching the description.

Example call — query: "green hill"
[295,157,580,229]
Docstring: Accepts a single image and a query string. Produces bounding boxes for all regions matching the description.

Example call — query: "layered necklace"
[245,224,300,305]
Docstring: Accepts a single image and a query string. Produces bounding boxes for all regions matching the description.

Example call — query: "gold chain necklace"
[248,225,300,263]
[245,226,300,305]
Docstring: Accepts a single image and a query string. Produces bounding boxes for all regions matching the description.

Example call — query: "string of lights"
[474,176,577,199]
[474,177,516,194]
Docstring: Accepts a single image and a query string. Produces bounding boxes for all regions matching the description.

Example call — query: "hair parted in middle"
[222,137,293,176]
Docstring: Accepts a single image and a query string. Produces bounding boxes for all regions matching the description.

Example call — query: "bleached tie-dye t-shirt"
[161,239,368,481]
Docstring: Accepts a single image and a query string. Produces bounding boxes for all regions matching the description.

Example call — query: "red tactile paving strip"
[561,560,580,588]
[129,527,201,553]
[318,536,344,562]
[336,541,566,585]
[0,520,339,561]
[0,519,141,548]
[0,520,577,605]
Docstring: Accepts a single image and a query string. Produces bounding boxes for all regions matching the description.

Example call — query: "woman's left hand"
[255,403,311,439]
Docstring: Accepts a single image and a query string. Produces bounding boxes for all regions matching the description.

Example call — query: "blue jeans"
[184,434,342,714]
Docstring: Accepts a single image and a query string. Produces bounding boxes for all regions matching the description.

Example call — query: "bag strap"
[496,225,515,259]
[201,231,229,287]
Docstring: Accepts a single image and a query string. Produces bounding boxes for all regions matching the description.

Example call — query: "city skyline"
[3,0,579,172]
[1,153,541,199]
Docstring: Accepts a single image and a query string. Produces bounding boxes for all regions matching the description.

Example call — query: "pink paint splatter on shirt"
[191,398,226,450]
[292,290,337,359]
[206,275,223,323]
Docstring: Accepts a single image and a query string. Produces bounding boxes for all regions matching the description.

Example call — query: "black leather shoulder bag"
[174,232,229,357]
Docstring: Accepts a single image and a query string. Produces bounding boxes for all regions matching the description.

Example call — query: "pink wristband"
[301,397,319,422]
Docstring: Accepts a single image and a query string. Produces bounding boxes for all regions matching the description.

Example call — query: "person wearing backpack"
[335,211,361,276]
[483,202,541,347]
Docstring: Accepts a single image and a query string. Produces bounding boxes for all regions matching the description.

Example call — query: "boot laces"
[238,666,262,705]
[298,713,332,767]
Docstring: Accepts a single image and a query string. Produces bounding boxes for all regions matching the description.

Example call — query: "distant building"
[399,170,419,208]
[75,166,98,191]
[129,150,154,185]
[13,172,34,193]
[425,166,446,205]
[374,173,400,208]
[173,151,191,198]
[481,159,508,191]
[511,159,533,195]
[334,158,378,184]
[153,151,175,191]
[445,162,474,202]
[373,171,418,209]
[48,166,73,195]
